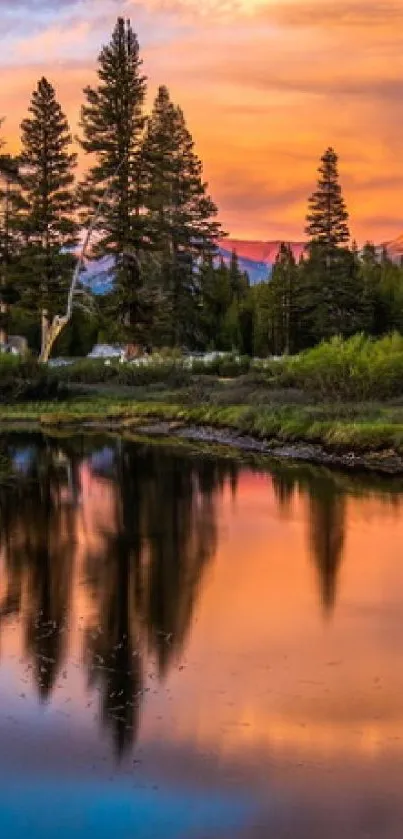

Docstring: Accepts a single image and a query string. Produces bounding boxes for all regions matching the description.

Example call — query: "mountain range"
[217,239,305,284]
[80,234,403,294]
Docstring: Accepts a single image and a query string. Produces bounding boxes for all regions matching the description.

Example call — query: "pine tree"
[306,147,349,248]
[79,18,146,336]
[359,242,382,334]
[0,150,23,345]
[228,250,248,301]
[142,85,223,346]
[252,279,272,356]
[297,243,368,345]
[18,77,78,317]
[200,256,232,348]
[299,148,364,344]
[268,243,298,354]
[377,249,403,334]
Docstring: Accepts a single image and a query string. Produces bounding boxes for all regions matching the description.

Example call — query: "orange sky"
[2,0,403,243]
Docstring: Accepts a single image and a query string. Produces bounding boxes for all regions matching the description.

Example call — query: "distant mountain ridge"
[80,233,403,294]
[383,233,403,262]
[218,239,305,285]
[80,240,306,292]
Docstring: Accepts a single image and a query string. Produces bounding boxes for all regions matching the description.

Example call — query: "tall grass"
[277,334,403,400]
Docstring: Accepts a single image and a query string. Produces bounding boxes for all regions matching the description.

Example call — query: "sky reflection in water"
[0,433,403,838]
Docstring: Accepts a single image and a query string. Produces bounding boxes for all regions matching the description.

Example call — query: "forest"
[1,17,403,361]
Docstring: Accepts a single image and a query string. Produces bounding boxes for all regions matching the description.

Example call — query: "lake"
[0,432,403,838]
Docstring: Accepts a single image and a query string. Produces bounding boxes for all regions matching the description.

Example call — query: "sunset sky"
[2,0,403,243]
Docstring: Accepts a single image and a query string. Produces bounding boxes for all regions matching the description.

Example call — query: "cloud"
[264,0,403,28]
[1,0,403,242]
[16,22,92,61]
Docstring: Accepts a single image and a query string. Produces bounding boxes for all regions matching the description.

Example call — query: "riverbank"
[3,396,403,473]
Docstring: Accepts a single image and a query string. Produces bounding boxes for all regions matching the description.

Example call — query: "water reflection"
[0,438,76,698]
[272,466,346,613]
[0,436,236,754]
[0,436,401,736]
[1,435,403,837]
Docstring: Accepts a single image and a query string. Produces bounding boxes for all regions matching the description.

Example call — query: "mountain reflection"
[0,434,399,756]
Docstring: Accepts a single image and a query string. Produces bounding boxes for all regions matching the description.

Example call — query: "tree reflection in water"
[0,434,396,756]
[0,436,232,755]
[271,464,346,615]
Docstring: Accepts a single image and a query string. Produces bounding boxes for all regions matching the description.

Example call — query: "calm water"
[1,434,403,838]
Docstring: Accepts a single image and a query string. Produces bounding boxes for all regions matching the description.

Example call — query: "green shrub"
[51,354,250,386]
[218,355,251,377]
[277,334,403,400]
[51,358,192,388]
[0,355,62,401]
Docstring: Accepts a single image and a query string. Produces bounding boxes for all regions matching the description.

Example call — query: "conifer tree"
[268,243,298,354]
[200,255,232,348]
[306,148,349,248]
[359,242,382,333]
[142,85,223,345]
[297,243,367,345]
[252,278,272,357]
[0,149,23,344]
[79,18,146,336]
[300,148,361,344]
[228,250,248,301]
[18,77,78,317]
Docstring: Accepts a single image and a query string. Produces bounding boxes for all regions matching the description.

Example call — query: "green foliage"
[45,353,250,386]
[200,253,250,352]
[49,358,190,387]
[266,243,299,354]
[0,355,61,401]
[279,333,403,400]
[296,243,369,346]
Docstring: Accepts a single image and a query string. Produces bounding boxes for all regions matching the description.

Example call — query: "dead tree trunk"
[38,158,127,364]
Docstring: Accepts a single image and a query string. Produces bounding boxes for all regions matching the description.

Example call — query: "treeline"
[0,20,402,358]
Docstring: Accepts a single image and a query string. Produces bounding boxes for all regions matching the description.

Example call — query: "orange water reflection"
[1,435,403,836]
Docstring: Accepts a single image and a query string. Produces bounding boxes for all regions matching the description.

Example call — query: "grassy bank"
[3,396,403,456]
[3,334,403,461]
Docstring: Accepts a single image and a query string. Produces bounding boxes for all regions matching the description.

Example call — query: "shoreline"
[2,409,403,475]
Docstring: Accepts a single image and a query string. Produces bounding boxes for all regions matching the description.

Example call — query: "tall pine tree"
[18,77,78,318]
[79,18,146,337]
[299,148,362,343]
[306,147,349,248]
[142,85,223,346]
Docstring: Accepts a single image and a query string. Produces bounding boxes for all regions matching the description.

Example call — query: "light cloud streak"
[1,0,403,241]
